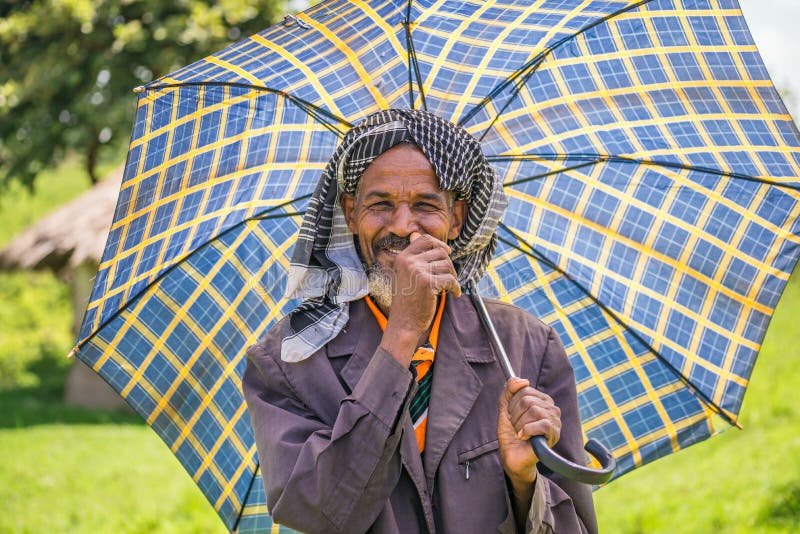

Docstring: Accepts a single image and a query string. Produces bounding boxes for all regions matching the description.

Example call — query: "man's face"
[341,144,466,296]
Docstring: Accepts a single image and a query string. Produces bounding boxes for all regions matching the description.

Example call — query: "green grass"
[0,424,222,533]
[595,269,800,533]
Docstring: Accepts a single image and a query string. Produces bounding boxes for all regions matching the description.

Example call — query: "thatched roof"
[0,166,123,273]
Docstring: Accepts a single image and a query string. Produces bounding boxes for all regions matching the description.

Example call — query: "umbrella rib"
[502,160,600,187]
[496,222,740,428]
[230,460,261,533]
[75,194,311,350]
[488,153,800,191]
[138,81,352,137]
[404,1,428,111]
[459,0,654,130]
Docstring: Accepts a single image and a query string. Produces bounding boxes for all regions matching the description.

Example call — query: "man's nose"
[387,203,420,236]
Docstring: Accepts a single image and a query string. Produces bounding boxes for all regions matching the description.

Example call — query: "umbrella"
[72,0,800,531]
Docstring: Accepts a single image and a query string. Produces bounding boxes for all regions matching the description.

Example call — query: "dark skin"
[341,144,561,530]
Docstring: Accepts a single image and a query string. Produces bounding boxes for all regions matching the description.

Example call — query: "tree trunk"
[86,141,99,185]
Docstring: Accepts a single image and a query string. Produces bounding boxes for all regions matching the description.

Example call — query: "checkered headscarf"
[281,109,507,362]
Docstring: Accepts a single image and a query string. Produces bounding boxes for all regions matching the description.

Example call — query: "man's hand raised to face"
[380,231,461,366]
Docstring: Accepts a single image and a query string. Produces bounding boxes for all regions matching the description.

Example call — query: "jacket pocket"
[457,439,499,480]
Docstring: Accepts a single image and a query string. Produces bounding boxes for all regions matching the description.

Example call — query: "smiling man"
[243,109,596,533]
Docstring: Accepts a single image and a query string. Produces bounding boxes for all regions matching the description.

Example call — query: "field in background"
[0,160,798,532]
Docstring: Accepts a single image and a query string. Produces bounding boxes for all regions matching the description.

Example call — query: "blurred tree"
[0,0,286,189]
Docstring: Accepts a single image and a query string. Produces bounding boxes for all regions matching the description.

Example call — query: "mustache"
[373,234,410,252]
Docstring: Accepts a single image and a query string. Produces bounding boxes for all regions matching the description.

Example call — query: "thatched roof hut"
[0,167,122,273]
[1,166,129,411]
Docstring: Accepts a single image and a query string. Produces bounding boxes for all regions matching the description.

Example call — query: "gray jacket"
[243,296,597,533]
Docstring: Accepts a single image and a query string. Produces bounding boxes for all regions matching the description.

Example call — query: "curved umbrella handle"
[530,436,616,485]
[467,282,617,486]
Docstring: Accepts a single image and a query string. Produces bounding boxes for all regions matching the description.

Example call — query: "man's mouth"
[374,235,410,257]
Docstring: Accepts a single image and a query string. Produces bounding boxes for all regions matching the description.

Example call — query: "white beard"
[367,264,393,311]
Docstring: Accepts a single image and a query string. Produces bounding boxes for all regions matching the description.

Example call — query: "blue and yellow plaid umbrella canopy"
[73,0,800,531]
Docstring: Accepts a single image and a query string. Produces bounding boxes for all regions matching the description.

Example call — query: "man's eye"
[416,202,440,211]
[369,201,392,209]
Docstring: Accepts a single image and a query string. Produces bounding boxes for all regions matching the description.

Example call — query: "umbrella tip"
[733,419,743,430]
[133,86,145,94]
[67,346,79,359]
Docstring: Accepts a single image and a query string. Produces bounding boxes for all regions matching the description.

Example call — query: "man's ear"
[340,193,357,234]
[448,199,467,241]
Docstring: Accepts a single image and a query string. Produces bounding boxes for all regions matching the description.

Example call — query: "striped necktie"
[365,293,446,453]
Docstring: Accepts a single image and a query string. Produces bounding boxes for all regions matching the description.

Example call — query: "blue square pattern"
[682,85,724,115]
[541,103,583,135]
[566,304,610,341]
[673,272,708,315]
[667,187,707,227]
[176,439,204,482]
[708,291,744,332]
[704,201,743,244]
[577,384,610,423]
[576,96,617,127]
[703,119,743,147]
[611,92,650,122]
[586,334,628,374]
[721,86,761,115]
[170,120,199,161]
[187,292,225,331]
[124,382,157,418]
[686,14,725,46]
[628,53,669,86]
[572,225,606,263]
[597,275,630,314]
[739,119,779,148]
[658,387,704,425]
[191,351,226,394]
[701,52,741,81]
[152,411,182,448]
[142,351,181,397]
[640,357,680,390]
[606,241,639,279]
[686,239,724,280]
[652,16,690,47]
[600,18,654,52]
[197,109,223,149]
[617,205,655,244]
[495,253,536,294]
[631,291,665,334]
[606,367,648,406]
[720,380,747,415]
[537,211,569,250]
[622,403,666,441]
[646,88,686,119]
[687,364,721,399]
[217,140,245,178]
[665,306,700,349]
[667,51,705,83]
[595,58,633,90]
[696,327,730,370]
[549,174,587,213]
[632,124,670,152]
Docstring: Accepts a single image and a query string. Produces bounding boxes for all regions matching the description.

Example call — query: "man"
[243,109,597,533]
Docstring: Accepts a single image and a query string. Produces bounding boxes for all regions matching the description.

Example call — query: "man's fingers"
[515,420,560,447]
[405,232,452,254]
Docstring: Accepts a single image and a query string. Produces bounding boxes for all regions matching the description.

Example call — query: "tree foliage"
[0,0,287,189]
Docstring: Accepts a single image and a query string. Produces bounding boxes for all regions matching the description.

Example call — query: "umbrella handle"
[530,436,615,485]
[467,282,616,485]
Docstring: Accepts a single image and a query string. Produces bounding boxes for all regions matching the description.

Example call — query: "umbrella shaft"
[467,282,517,380]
